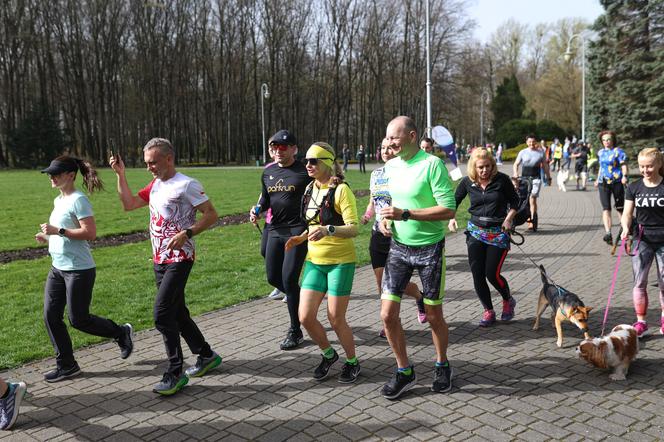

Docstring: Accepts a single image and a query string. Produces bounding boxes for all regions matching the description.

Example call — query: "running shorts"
[301,261,355,296]
[598,181,625,211]
[369,229,391,269]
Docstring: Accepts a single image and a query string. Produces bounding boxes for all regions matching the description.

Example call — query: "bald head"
[386,116,418,160]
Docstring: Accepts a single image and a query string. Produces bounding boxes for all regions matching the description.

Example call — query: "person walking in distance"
[36,156,134,383]
[448,147,519,327]
[356,145,367,173]
[379,116,457,399]
[361,138,428,338]
[250,130,312,350]
[513,134,551,232]
[342,144,351,172]
[110,138,221,396]
[596,130,628,246]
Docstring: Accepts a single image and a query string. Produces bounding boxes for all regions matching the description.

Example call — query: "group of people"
[3,121,663,429]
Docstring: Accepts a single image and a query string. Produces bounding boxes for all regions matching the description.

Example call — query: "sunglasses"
[270,144,292,151]
[305,158,319,165]
[602,137,613,142]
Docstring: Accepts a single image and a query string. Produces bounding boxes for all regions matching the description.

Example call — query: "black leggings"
[44,267,122,369]
[466,235,511,310]
[265,227,308,332]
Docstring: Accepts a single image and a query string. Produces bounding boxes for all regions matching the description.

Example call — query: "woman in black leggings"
[448,148,519,327]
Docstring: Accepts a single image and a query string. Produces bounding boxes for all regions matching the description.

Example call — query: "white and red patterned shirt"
[138,172,209,264]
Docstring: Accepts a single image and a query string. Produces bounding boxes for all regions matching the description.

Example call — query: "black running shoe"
[381,367,416,400]
[153,373,188,395]
[338,362,361,384]
[431,364,454,393]
[313,350,339,380]
[116,323,134,359]
[280,329,304,351]
[44,363,81,383]
[603,232,612,244]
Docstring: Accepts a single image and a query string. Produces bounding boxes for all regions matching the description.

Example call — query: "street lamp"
[260,83,270,164]
[564,33,586,142]
[480,91,490,147]
[425,0,432,137]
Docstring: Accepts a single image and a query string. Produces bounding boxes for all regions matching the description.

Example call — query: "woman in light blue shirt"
[35,156,134,383]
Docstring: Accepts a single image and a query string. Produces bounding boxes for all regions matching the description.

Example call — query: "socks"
[345,356,358,365]
[397,366,412,376]
[435,360,449,368]
[322,347,335,359]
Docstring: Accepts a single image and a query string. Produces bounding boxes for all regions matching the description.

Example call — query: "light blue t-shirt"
[48,191,95,270]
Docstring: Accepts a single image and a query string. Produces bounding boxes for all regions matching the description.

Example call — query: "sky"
[467,0,605,42]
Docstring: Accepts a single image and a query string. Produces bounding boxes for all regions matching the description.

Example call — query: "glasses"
[602,137,613,142]
[270,144,292,151]
[305,158,319,165]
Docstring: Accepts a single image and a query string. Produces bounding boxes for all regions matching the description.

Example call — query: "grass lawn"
[0,167,371,252]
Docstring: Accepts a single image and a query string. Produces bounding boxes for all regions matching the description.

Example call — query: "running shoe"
[338,362,361,384]
[431,364,454,393]
[116,323,134,359]
[379,328,387,338]
[381,367,416,400]
[501,297,517,321]
[479,309,496,327]
[313,350,339,380]
[185,352,222,377]
[268,288,285,300]
[44,363,81,383]
[153,373,188,395]
[632,321,648,338]
[282,295,288,303]
[0,381,26,430]
[416,295,428,324]
[603,232,613,245]
[280,329,304,350]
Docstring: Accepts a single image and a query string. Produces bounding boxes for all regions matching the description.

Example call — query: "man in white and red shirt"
[110,138,221,396]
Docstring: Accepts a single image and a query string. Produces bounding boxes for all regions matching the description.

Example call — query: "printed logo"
[267,179,296,193]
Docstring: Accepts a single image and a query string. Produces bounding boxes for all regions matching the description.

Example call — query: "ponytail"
[53,155,104,193]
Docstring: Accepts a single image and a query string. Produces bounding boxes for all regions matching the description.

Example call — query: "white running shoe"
[268,288,285,300]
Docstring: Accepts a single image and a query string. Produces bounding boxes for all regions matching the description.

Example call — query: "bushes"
[495,118,567,148]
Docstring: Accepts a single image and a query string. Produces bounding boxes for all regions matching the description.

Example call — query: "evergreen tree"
[491,74,527,135]
[587,0,664,156]
[8,105,69,168]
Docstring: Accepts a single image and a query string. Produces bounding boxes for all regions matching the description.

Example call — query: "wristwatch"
[327,225,336,236]
[58,227,66,237]
[401,209,411,222]
[185,228,194,239]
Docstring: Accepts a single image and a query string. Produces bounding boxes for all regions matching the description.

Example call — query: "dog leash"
[508,232,562,288]
[601,238,626,336]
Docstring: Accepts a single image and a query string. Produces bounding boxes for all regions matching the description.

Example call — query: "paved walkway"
[3,165,664,441]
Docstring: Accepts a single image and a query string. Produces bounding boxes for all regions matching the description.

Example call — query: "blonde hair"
[311,141,344,183]
[467,147,497,182]
[638,147,664,177]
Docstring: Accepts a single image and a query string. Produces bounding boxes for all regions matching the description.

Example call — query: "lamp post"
[480,90,490,147]
[564,33,586,142]
[260,83,270,164]
[425,0,432,137]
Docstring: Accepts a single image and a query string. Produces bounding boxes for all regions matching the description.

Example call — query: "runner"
[379,116,456,399]
[572,141,590,190]
[286,142,361,383]
[37,156,133,382]
[513,134,551,232]
[250,129,311,350]
[361,138,427,338]
[620,147,664,337]
[0,378,26,430]
[448,147,519,327]
[110,138,221,396]
[595,130,628,245]
[420,137,434,154]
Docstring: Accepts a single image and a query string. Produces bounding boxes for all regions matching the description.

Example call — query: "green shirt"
[385,149,455,246]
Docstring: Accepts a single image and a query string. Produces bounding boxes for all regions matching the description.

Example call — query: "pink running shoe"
[479,309,496,327]
[379,328,387,338]
[501,297,517,321]
[632,321,648,338]
[416,297,427,324]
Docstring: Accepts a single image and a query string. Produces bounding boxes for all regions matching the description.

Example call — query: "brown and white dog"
[532,265,592,347]
[576,324,639,381]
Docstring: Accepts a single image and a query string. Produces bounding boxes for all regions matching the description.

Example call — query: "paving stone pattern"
[3,165,664,441]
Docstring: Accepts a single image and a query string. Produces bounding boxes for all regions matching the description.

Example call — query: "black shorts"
[369,229,391,269]
[598,181,625,212]
[575,162,587,175]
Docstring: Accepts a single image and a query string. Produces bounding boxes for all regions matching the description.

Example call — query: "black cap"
[41,160,78,175]
[269,129,296,146]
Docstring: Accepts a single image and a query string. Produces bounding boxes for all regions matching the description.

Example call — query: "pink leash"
[601,238,626,336]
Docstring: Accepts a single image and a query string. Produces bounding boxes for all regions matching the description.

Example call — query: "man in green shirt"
[379,116,456,399]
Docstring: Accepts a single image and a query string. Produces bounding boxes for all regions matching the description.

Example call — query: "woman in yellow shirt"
[287,142,360,384]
